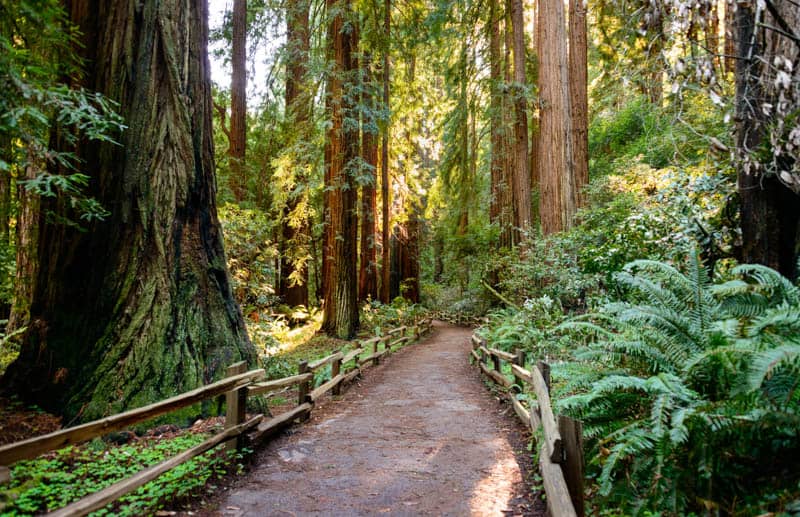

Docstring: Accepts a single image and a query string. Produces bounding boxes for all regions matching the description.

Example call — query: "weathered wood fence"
[470,333,584,517]
[0,318,433,516]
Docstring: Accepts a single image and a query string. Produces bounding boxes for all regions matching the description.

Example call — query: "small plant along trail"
[209,322,543,516]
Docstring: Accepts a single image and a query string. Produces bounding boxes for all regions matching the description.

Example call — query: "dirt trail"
[209,322,543,516]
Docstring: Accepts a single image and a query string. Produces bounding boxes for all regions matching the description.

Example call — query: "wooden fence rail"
[0,318,434,516]
[470,334,584,517]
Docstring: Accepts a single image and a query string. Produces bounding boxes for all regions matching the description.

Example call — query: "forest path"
[205,322,542,516]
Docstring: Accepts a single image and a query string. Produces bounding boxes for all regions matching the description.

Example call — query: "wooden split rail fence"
[431,311,488,327]
[0,318,434,516]
[470,333,585,517]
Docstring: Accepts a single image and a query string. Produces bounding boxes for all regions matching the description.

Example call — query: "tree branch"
[213,101,232,141]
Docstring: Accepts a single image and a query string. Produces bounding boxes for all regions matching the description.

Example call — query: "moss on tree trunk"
[2,0,255,421]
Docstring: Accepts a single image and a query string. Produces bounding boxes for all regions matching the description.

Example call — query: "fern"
[556,251,800,513]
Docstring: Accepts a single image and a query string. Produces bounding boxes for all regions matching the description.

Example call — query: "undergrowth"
[0,433,249,515]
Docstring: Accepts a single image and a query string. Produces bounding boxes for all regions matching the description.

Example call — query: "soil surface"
[204,322,544,516]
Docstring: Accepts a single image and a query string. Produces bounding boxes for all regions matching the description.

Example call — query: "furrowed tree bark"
[489,0,512,248]
[380,0,391,304]
[322,0,359,338]
[229,0,247,202]
[279,0,311,308]
[511,0,531,236]
[569,0,588,204]
[537,0,575,234]
[735,0,800,279]
[359,54,379,302]
[1,0,255,420]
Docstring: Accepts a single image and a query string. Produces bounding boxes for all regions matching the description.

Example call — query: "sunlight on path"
[209,323,541,516]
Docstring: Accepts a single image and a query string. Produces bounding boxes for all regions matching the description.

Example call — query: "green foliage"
[218,203,279,317]
[360,299,428,334]
[0,434,248,515]
[556,252,800,514]
[0,1,124,220]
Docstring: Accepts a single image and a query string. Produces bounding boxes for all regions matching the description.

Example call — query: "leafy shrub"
[557,253,800,514]
[218,203,279,317]
[360,299,428,334]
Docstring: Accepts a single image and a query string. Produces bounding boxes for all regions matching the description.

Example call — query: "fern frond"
[746,344,800,392]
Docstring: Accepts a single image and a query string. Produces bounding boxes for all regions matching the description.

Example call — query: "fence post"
[225,361,248,451]
[491,352,501,374]
[559,415,585,516]
[298,360,311,421]
[537,361,551,392]
[373,338,381,365]
[332,350,342,396]
[512,349,526,393]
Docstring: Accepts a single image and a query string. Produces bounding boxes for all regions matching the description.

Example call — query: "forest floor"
[189,323,544,516]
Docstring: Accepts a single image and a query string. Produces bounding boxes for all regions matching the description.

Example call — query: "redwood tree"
[359,55,379,302]
[510,0,531,236]
[322,0,359,337]
[380,0,391,304]
[537,0,576,234]
[229,0,247,201]
[279,0,311,307]
[569,0,588,203]
[2,0,255,420]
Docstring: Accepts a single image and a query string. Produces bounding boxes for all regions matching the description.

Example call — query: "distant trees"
[229,0,247,202]
[3,0,254,419]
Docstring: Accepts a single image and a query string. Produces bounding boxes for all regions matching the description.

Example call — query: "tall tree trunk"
[280,0,311,308]
[735,0,800,279]
[489,0,512,248]
[537,0,575,234]
[380,0,391,304]
[510,0,531,236]
[322,0,359,338]
[503,6,517,243]
[569,0,588,204]
[458,34,470,238]
[2,0,254,420]
[359,55,378,302]
[7,157,38,335]
[229,0,247,201]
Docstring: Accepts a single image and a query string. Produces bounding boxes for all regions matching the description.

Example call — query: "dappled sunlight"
[469,437,523,515]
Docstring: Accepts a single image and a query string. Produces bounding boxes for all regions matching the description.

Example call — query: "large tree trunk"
[510,0,531,236]
[568,0,588,204]
[229,0,247,201]
[735,0,800,279]
[279,0,311,308]
[322,0,359,338]
[359,55,379,302]
[380,0,391,304]
[537,0,575,234]
[489,0,513,248]
[2,0,254,420]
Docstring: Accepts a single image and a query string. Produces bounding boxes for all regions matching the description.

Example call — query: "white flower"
[775,70,791,90]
